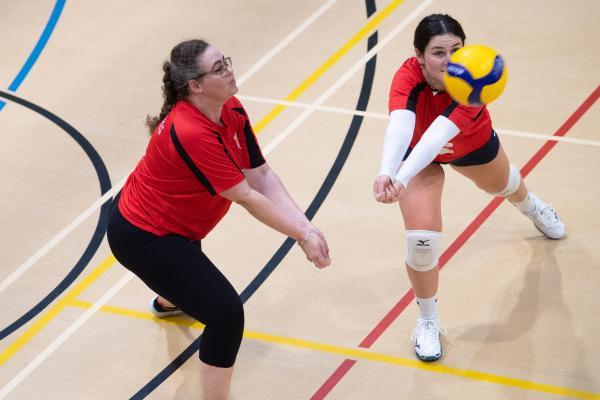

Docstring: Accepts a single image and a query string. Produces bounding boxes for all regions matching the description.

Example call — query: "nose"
[443,52,451,65]
[222,66,233,77]
[441,53,452,70]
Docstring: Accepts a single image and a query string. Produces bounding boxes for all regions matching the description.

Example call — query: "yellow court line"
[69,300,600,400]
[251,0,405,132]
[0,1,408,367]
[0,256,116,365]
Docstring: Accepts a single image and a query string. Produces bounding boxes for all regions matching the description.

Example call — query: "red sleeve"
[389,58,424,113]
[443,103,487,133]
[175,122,245,194]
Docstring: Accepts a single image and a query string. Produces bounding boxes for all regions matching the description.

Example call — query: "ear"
[187,79,205,95]
[414,47,425,65]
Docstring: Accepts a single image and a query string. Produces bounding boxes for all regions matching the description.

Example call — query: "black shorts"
[403,129,500,167]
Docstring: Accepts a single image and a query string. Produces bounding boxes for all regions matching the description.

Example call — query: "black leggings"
[106,204,244,368]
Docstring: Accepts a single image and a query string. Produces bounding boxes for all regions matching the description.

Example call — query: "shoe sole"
[415,350,442,362]
[149,298,184,318]
[534,223,563,240]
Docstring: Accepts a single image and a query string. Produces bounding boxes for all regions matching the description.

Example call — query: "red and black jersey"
[389,57,493,163]
[119,96,265,240]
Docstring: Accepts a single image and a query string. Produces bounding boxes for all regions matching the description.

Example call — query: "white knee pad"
[489,164,521,197]
[405,230,441,272]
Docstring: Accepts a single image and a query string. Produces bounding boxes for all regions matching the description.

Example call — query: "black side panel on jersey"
[406,82,427,112]
[231,107,245,116]
[170,125,217,196]
[242,120,265,168]
[232,106,266,168]
[442,101,459,117]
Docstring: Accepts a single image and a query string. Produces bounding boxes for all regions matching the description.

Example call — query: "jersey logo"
[157,120,166,135]
[233,132,242,150]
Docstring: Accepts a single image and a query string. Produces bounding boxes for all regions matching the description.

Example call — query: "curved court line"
[239,94,600,148]
[130,4,379,398]
[0,0,66,111]
[0,0,339,345]
[1,0,407,298]
[65,300,600,400]
[0,0,333,297]
[0,0,383,393]
[0,14,379,400]
[261,0,434,155]
[0,0,447,394]
[252,0,406,133]
[0,90,112,342]
[310,86,600,399]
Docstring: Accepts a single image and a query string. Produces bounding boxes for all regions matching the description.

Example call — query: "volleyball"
[443,44,507,106]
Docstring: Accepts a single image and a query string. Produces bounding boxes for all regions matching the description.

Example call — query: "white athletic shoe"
[526,205,565,239]
[411,318,445,362]
[149,297,183,318]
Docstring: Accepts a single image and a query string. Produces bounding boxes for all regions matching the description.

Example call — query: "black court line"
[129,1,378,397]
[0,90,112,340]
[130,0,377,400]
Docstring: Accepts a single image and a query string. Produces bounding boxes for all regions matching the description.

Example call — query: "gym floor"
[1,1,599,399]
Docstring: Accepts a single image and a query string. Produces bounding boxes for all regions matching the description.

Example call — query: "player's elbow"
[220,180,254,204]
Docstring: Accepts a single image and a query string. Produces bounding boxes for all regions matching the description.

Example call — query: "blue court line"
[0,0,66,111]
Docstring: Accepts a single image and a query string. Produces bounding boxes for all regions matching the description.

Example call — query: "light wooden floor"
[1,1,599,399]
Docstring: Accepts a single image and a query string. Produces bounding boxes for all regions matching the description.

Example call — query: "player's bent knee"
[218,296,245,327]
[405,230,441,272]
[488,163,521,197]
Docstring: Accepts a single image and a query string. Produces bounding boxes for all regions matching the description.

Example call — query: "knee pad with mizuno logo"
[405,230,441,272]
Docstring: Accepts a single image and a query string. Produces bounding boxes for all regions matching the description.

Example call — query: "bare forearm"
[236,188,309,241]
[250,169,307,221]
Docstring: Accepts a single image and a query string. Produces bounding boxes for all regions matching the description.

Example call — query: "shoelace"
[410,320,447,344]
[534,205,560,226]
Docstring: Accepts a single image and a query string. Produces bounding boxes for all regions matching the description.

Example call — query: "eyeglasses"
[193,57,232,80]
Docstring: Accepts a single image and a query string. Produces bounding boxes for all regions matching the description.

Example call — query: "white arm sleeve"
[395,116,460,187]
[378,109,416,178]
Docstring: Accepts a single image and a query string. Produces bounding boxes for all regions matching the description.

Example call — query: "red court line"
[310,85,599,399]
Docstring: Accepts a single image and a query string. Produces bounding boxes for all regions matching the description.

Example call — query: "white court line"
[7,0,596,395]
[495,128,600,147]
[0,0,337,295]
[0,1,341,396]
[237,0,338,85]
[0,273,134,399]
[238,93,387,119]
[262,0,435,154]
[238,94,600,148]
[0,175,127,295]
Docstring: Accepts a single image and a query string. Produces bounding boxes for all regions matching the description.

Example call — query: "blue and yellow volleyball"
[443,44,507,106]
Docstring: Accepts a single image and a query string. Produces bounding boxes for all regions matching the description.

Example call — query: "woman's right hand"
[373,175,402,203]
[299,227,331,269]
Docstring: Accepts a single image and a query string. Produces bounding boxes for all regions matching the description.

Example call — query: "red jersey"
[389,57,493,163]
[119,96,265,240]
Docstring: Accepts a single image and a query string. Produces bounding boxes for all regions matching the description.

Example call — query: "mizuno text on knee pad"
[405,230,441,272]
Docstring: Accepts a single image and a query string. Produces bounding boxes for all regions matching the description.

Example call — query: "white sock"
[416,295,438,320]
[514,191,544,214]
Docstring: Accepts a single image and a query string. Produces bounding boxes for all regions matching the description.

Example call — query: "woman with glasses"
[107,39,330,399]
[373,14,564,363]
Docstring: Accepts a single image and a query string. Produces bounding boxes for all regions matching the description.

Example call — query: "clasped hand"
[299,226,331,269]
[373,175,405,203]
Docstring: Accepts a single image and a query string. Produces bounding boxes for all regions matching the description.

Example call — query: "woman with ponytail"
[107,39,330,399]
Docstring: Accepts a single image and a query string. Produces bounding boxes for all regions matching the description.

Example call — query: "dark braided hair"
[413,14,466,53]
[146,39,210,134]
